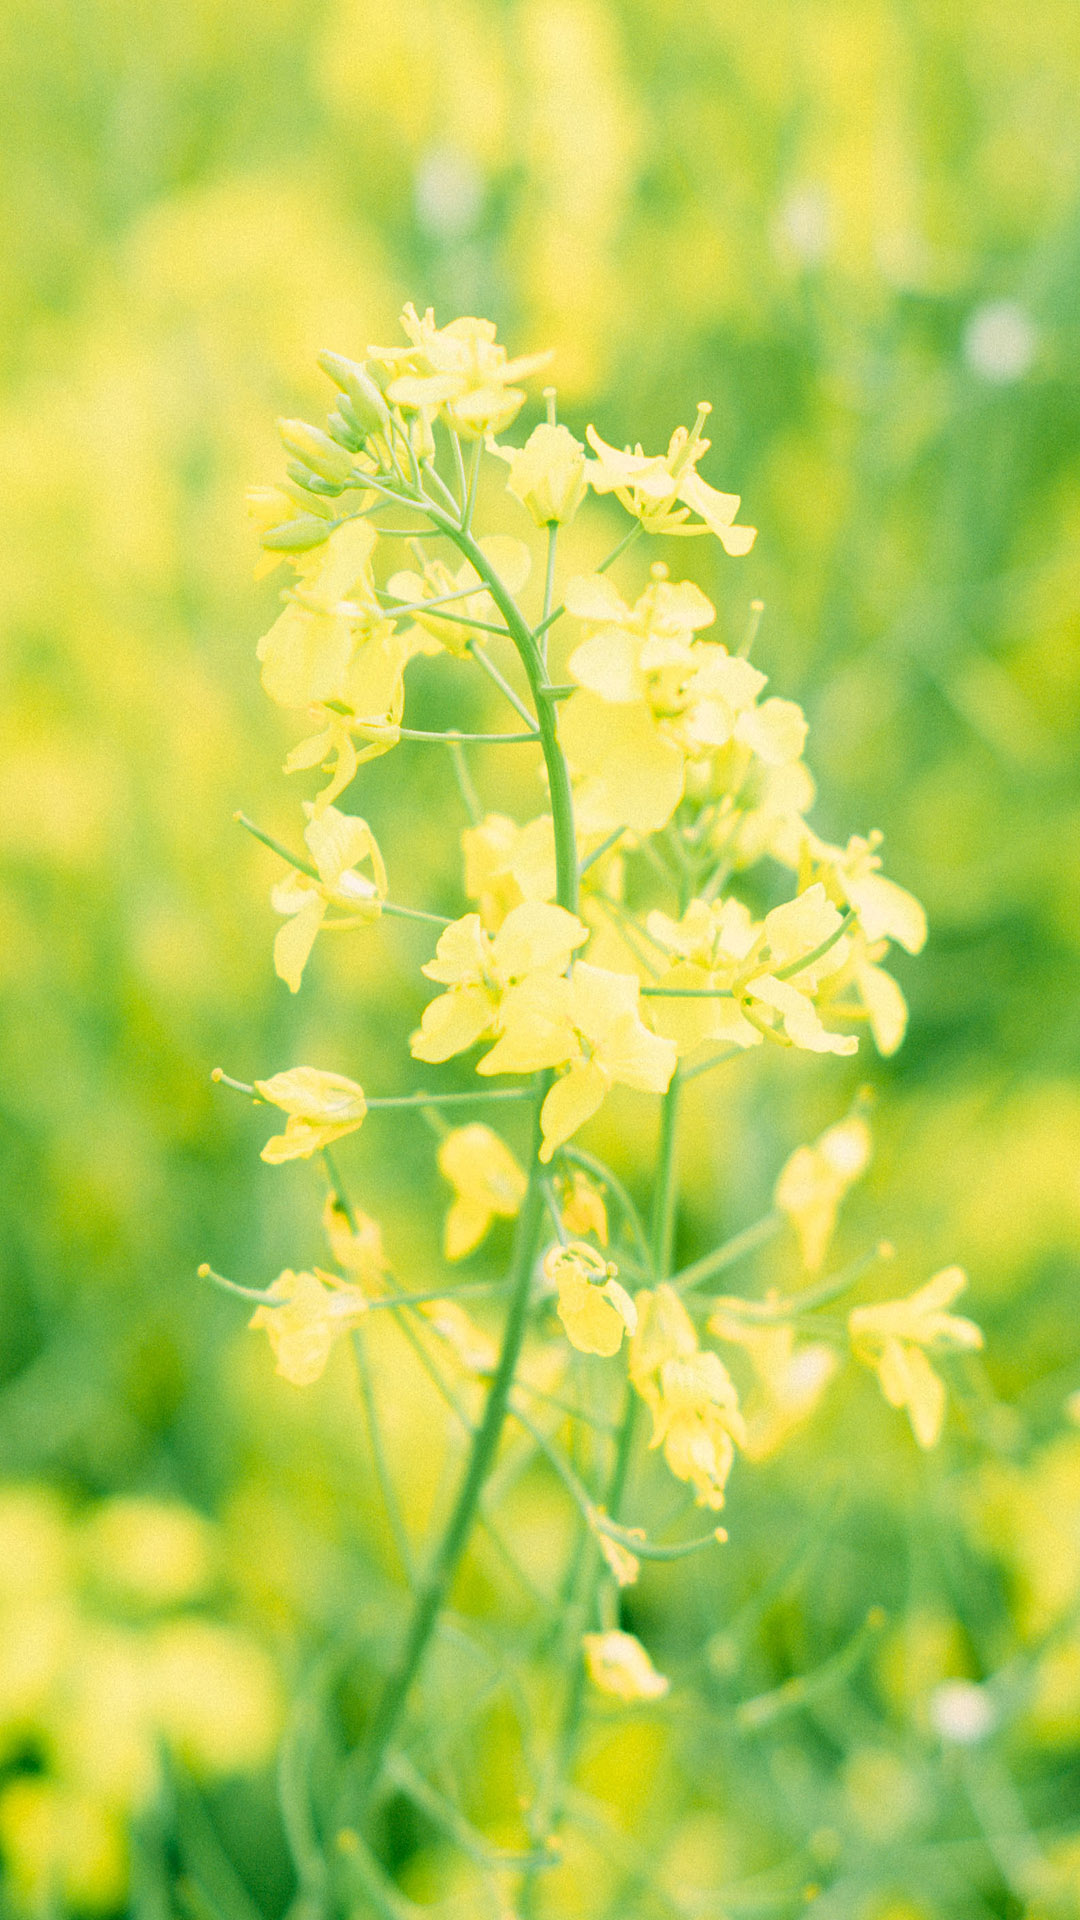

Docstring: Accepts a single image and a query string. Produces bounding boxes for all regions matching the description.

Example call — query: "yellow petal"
[492,901,588,978]
[273,897,326,995]
[410,984,497,1063]
[539,1058,609,1161]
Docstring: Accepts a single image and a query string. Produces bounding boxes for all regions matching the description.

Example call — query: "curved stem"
[345,1103,548,1822]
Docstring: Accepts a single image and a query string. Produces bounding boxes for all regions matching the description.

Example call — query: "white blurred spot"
[963,301,1037,384]
[773,185,832,265]
[929,1679,996,1744]
[414,148,484,242]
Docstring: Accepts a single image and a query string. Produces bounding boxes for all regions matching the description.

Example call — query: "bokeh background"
[3,1,1080,1914]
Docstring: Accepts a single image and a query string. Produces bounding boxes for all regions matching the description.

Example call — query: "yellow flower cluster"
[0,1489,278,1912]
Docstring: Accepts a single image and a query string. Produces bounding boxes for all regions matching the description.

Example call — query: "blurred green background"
[3,0,1080,1913]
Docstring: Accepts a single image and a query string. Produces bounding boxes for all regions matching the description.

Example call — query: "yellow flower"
[248,1268,369,1385]
[583,1630,670,1702]
[646,896,764,1056]
[478,960,676,1162]
[559,567,804,835]
[793,828,927,955]
[368,305,552,438]
[462,812,557,929]
[272,804,387,993]
[437,1124,528,1259]
[410,902,589,1066]
[740,886,859,1056]
[558,567,713,834]
[849,1268,983,1448]
[80,1499,216,1611]
[254,1066,367,1163]
[145,1619,280,1777]
[256,516,385,711]
[775,1115,873,1272]
[322,1194,388,1285]
[544,1241,637,1357]
[0,1779,126,1913]
[648,885,857,1059]
[708,1302,838,1461]
[419,1299,498,1375]
[386,537,531,660]
[491,421,587,525]
[558,1169,609,1244]
[630,1286,744,1508]
[585,404,756,553]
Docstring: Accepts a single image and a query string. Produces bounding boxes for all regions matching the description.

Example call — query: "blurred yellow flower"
[462,811,556,929]
[478,960,676,1160]
[707,1304,838,1460]
[146,1619,281,1776]
[272,803,387,993]
[0,1779,126,1913]
[775,1114,873,1271]
[630,1287,744,1508]
[419,1298,498,1375]
[558,1168,608,1244]
[585,405,756,553]
[411,902,588,1065]
[369,304,552,437]
[249,1268,369,1385]
[256,515,385,712]
[322,1194,389,1284]
[437,1123,528,1258]
[545,1241,637,1357]
[583,1630,669,1702]
[849,1267,983,1448]
[80,1498,216,1611]
[255,1066,367,1162]
[492,420,587,526]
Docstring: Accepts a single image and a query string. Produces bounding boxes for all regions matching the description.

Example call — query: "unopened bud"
[317,353,391,435]
[260,515,332,553]
[285,460,346,498]
[326,407,366,454]
[277,419,355,485]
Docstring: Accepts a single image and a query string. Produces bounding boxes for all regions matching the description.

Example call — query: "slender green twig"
[671,1212,782,1294]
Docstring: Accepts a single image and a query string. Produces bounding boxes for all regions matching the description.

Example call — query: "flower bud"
[317,353,392,435]
[277,419,355,485]
[326,407,367,453]
[259,515,332,552]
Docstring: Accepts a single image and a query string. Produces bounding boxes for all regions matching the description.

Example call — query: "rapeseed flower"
[437,1124,528,1259]
[419,1298,499,1376]
[272,804,387,992]
[462,812,556,929]
[583,1630,670,1702]
[322,1195,388,1284]
[775,1115,873,1271]
[477,960,676,1161]
[559,567,804,834]
[849,1268,983,1448]
[368,305,552,438]
[255,1067,367,1162]
[708,1303,838,1460]
[544,1241,636,1357]
[491,421,587,526]
[630,1286,745,1509]
[249,1269,369,1385]
[585,404,756,553]
[411,902,589,1065]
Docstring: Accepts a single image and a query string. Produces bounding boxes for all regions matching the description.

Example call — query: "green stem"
[444,521,579,913]
[672,1212,782,1294]
[650,1071,682,1280]
[346,1109,548,1817]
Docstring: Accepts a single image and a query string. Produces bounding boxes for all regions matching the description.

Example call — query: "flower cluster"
[204,304,977,1882]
